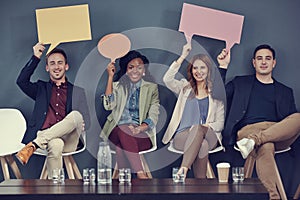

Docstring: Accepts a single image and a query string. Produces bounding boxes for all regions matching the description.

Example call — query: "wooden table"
[0,178,268,200]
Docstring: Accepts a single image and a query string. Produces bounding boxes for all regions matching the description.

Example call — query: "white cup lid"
[216,162,230,168]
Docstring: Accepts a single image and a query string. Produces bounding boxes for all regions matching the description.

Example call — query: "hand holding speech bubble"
[179,3,244,51]
[97,33,131,63]
[36,4,92,54]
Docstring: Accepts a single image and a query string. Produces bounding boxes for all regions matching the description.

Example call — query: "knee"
[47,138,64,157]
[291,112,300,120]
[191,125,206,137]
[69,111,83,122]
[68,111,84,129]
[258,142,275,156]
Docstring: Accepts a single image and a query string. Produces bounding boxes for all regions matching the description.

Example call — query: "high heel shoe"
[177,166,188,179]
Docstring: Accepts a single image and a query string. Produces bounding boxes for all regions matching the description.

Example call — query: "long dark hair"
[116,50,153,91]
[185,54,213,98]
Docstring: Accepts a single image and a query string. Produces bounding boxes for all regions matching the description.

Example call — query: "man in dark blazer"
[217,44,300,199]
[16,42,90,176]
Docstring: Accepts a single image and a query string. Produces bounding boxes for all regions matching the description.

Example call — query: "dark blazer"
[16,56,90,144]
[220,69,297,146]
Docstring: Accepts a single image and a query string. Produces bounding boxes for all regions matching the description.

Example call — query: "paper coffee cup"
[216,162,230,183]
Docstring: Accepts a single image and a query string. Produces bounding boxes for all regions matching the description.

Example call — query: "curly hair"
[116,50,153,90]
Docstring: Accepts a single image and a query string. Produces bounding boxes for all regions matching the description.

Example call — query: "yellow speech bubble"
[36,4,92,54]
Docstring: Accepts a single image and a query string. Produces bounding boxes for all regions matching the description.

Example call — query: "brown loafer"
[16,142,36,165]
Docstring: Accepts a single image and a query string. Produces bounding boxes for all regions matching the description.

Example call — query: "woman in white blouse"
[162,42,225,178]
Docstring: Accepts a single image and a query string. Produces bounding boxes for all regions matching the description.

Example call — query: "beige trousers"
[174,125,218,178]
[34,111,84,175]
[237,113,300,199]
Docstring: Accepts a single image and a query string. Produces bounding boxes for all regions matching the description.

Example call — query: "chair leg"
[63,156,75,179]
[243,154,287,200]
[112,162,119,179]
[112,155,153,179]
[140,154,152,178]
[0,156,10,180]
[244,156,255,178]
[294,184,300,200]
[40,156,82,179]
[206,160,215,178]
[66,155,82,179]
[274,164,287,200]
[40,158,48,179]
[5,155,22,179]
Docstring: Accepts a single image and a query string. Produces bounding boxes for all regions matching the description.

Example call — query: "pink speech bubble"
[97,33,131,63]
[179,3,244,51]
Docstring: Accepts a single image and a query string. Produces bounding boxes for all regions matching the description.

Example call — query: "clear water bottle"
[97,141,112,184]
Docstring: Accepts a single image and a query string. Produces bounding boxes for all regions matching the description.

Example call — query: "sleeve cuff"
[142,119,154,130]
[101,93,114,102]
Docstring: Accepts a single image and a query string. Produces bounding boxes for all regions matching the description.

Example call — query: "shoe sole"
[237,143,249,159]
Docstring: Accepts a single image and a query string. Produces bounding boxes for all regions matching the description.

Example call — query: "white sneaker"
[237,138,255,159]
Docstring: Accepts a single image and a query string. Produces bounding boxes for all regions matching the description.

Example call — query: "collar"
[49,78,68,88]
[130,79,142,89]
